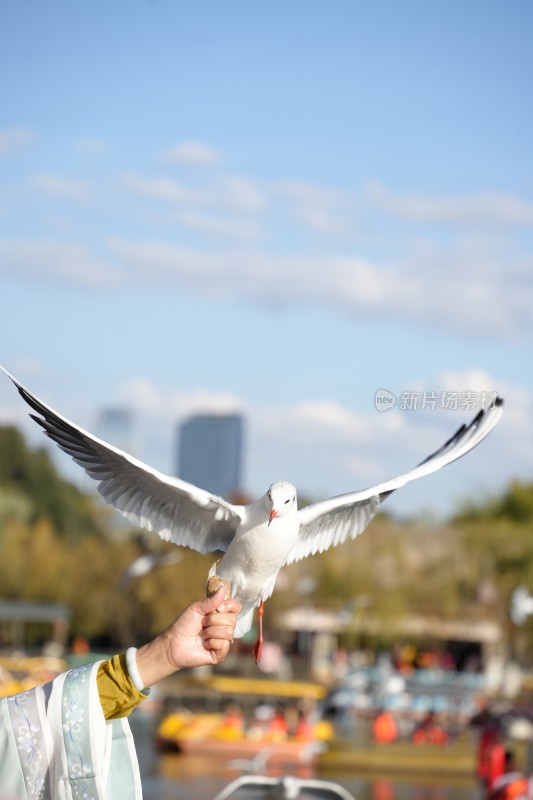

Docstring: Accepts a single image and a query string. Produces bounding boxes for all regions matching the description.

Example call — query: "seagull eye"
[284,499,290,504]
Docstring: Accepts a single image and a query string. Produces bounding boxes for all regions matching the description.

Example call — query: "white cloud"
[29,172,91,203]
[389,237,533,341]
[272,180,358,236]
[0,127,36,155]
[220,175,266,213]
[436,367,503,395]
[173,210,264,240]
[121,171,266,213]
[273,178,527,243]
[291,205,348,236]
[103,240,385,309]
[367,180,533,227]
[273,181,351,206]
[75,137,109,155]
[106,238,225,286]
[121,172,190,203]
[160,141,221,167]
[0,241,118,287]
[1,227,531,343]
[3,146,532,343]
[105,236,531,341]
[120,378,242,420]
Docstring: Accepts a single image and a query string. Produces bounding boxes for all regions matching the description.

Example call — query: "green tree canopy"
[453,479,533,524]
[0,425,103,536]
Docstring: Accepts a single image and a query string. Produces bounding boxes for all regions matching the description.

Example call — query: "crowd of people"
[371,703,533,799]
[372,708,450,745]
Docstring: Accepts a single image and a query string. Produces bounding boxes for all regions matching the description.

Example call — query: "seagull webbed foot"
[253,600,265,664]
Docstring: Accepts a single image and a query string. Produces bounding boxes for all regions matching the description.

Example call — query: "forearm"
[135,629,177,688]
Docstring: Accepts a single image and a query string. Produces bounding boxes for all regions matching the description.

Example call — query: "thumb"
[196,586,227,615]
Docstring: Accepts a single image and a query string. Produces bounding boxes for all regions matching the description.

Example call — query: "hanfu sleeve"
[97,653,149,719]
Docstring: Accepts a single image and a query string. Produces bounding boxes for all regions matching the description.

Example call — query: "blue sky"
[1,0,532,519]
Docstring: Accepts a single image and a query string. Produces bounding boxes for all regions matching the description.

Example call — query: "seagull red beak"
[268,509,277,526]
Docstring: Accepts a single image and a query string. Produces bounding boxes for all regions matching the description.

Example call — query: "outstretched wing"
[287,396,504,565]
[1,366,243,553]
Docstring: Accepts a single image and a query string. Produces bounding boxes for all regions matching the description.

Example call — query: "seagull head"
[266,481,297,526]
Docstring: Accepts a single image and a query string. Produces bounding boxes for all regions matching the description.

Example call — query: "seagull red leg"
[253,600,265,664]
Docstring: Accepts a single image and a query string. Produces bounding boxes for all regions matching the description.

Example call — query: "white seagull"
[1,366,503,662]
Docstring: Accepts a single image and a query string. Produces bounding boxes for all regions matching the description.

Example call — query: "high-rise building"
[97,408,137,456]
[177,413,243,499]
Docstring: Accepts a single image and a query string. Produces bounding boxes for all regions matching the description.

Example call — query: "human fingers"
[202,615,236,640]
[216,597,242,615]
[197,588,242,616]
[202,636,232,664]
[201,624,234,663]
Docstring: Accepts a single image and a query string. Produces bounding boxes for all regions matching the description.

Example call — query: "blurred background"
[1,2,533,797]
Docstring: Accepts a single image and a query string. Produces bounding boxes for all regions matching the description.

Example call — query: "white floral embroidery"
[62,666,96,800]
[7,690,47,799]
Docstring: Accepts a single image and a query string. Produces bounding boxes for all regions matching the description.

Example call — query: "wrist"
[125,647,145,691]
[135,629,181,687]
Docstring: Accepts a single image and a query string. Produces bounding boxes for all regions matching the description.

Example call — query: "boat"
[211,774,357,800]
[157,707,333,771]
[320,736,478,777]
[0,654,68,697]
[156,672,334,772]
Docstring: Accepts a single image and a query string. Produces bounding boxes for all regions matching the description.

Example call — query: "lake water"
[131,714,482,800]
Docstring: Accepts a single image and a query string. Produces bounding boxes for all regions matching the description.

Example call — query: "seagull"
[1,366,503,662]
[118,550,183,587]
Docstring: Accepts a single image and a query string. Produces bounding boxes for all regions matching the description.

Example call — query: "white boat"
[211,774,357,800]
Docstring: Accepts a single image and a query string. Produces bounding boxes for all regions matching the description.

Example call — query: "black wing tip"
[474,395,503,420]
[15,384,46,418]
[18,384,32,402]
[470,393,504,423]
[1,366,22,392]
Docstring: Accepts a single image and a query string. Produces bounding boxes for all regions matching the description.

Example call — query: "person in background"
[372,708,398,743]
[0,587,240,800]
[217,702,246,740]
[412,710,449,745]
[477,719,507,790]
[486,750,533,800]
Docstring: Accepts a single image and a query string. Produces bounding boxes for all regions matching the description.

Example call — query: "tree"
[0,425,104,536]
[453,480,533,524]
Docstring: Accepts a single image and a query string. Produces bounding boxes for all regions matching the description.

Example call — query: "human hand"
[136,588,241,687]
[165,587,241,669]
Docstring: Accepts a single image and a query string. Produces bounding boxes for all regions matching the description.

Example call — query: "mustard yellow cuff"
[97,653,149,720]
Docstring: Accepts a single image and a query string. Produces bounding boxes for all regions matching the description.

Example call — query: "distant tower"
[97,408,137,456]
[177,413,243,499]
